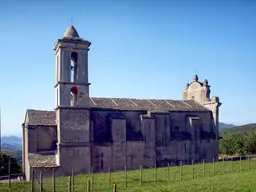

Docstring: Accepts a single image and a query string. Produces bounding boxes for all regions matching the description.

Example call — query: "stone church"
[22,25,221,181]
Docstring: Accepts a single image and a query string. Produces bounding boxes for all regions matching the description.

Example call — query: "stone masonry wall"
[25,108,217,179]
[56,108,91,175]
[111,118,127,171]
[37,126,57,151]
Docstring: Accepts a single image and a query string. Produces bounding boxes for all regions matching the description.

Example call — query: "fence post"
[154,164,157,184]
[68,176,71,192]
[113,184,117,192]
[192,160,194,179]
[213,158,215,175]
[140,165,142,186]
[202,159,205,177]
[180,161,183,180]
[40,171,43,192]
[71,168,75,192]
[231,157,233,172]
[240,156,242,171]
[87,179,91,192]
[8,156,11,189]
[31,169,35,192]
[167,163,170,181]
[91,168,94,192]
[52,168,55,192]
[248,155,251,170]
[109,167,111,187]
[124,166,127,188]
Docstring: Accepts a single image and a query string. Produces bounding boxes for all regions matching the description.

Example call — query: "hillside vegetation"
[1,148,22,165]
[0,153,21,176]
[219,124,256,156]
[219,122,236,129]
[220,123,256,137]
[1,159,256,191]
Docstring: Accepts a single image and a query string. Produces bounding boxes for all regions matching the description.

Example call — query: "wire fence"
[2,155,256,192]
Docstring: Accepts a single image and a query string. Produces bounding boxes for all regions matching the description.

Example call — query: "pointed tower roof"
[54,25,91,51]
[63,25,80,38]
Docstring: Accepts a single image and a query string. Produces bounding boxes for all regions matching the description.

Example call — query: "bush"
[219,132,256,156]
[0,153,21,176]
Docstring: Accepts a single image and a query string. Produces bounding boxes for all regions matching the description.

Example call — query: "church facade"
[22,26,221,181]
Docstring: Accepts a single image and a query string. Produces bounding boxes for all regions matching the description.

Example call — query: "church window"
[70,52,78,83]
[70,86,78,106]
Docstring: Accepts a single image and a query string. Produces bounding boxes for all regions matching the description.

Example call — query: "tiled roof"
[26,110,56,126]
[26,98,210,126]
[28,151,59,168]
[90,98,209,112]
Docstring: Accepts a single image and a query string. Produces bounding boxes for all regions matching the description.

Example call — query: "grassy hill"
[220,123,256,137]
[219,122,236,129]
[1,159,256,191]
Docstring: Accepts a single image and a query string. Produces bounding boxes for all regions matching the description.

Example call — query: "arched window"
[70,86,78,106]
[70,52,78,83]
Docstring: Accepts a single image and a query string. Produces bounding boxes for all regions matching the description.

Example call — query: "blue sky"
[1,0,255,136]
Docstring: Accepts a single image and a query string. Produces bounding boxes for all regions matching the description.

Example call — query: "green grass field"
[1,159,256,192]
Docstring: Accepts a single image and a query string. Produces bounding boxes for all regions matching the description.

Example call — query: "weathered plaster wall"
[27,127,37,153]
[90,110,145,143]
[152,111,216,166]
[37,126,57,151]
[24,108,217,180]
[56,108,90,143]
[24,127,30,181]
[56,108,91,176]
[126,141,145,170]
[91,144,112,172]
[57,146,91,175]
[141,117,156,168]
[111,118,127,171]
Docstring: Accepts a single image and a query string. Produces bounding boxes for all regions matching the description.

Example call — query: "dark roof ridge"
[91,97,183,101]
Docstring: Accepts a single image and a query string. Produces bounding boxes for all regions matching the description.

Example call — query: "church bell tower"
[54,25,91,107]
[54,26,91,174]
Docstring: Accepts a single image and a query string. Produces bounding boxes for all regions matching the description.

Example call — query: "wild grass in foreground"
[1,159,256,192]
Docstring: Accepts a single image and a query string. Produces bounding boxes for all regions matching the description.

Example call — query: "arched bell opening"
[70,86,78,106]
[70,52,78,83]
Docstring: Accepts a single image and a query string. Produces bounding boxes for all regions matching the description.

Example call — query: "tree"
[0,153,21,176]
[246,132,256,155]
[219,137,236,155]
[231,133,247,156]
